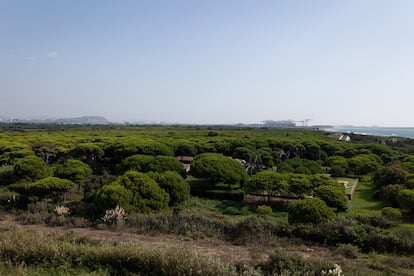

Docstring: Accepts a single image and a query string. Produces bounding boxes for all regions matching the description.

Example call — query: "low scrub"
[227,216,279,246]
[0,230,250,275]
[126,211,229,238]
[16,212,91,228]
[258,249,335,275]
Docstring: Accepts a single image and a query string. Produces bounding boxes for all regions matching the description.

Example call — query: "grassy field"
[348,180,385,215]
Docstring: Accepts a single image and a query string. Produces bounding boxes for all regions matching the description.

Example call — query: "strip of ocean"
[324,126,414,139]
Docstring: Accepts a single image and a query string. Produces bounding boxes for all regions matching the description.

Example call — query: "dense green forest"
[1,125,414,275]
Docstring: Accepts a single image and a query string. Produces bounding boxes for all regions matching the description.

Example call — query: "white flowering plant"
[321,264,343,276]
[54,205,70,216]
[101,205,127,225]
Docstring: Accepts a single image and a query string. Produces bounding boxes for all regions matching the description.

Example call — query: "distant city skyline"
[2,1,414,127]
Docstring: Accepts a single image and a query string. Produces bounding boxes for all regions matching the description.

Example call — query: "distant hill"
[54,116,109,125]
[0,116,109,125]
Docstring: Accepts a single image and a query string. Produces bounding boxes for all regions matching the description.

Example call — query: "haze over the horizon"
[1,0,414,126]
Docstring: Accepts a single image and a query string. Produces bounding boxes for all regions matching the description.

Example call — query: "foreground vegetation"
[1,210,414,275]
[1,124,414,273]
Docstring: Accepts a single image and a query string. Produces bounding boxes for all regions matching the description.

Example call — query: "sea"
[323,126,414,139]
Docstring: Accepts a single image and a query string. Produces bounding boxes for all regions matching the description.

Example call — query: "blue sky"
[1,0,414,126]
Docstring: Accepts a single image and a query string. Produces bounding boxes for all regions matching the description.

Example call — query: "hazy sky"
[1,0,414,126]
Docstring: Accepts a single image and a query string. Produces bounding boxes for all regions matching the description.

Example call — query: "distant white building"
[328,133,351,142]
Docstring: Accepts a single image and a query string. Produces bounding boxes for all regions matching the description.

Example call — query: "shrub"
[381,207,402,220]
[314,185,348,211]
[288,198,335,224]
[334,243,359,259]
[258,249,333,275]
[397,189,414,214]
[0,165,16,186]
[379,184,406,207]
[94,183,134,211]
[0,187,18,206]
[223,206,248,216]
[27,201,49,213]
[363,231,414,253]
[126,211,228,238]
[45,215,91,228]
[317,218,369,246]
[353,214,394,228]
[256,205,273,215]
[227,216,276,245]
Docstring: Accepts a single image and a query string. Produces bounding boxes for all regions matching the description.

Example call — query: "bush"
[381,207,402,220]
[314,185,348,211]
[0,187,18,206]
[317,218,369,246]
[379,184,406,207]
[334,243,359,259]
[397,189,414,214]
[94,183,134,211]
[363,231,414,253]
[256,205,272,215]
[353,214,394,228]
[0,165,16,186]
[227,216,276,245]
[27,201,50,213]
[258,249,333,275]
[288,198,335,224]
[126,211,228,238]
[222,206,249,216]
